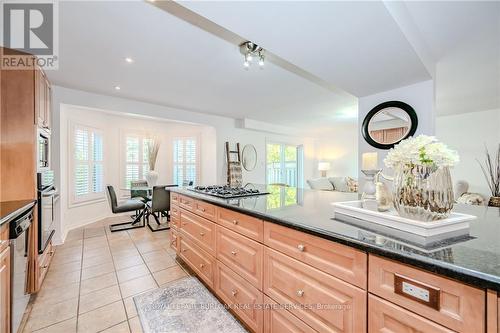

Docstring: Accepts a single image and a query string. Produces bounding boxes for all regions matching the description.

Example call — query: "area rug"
[133,277,247,333]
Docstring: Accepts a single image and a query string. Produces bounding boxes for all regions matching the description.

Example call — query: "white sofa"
[307,177,358,193]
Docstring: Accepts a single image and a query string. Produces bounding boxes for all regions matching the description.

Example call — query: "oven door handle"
[41,190,57,197]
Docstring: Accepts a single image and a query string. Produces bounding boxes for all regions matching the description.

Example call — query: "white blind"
[173,137,198,185]
[124,135,150,189]
[73,125,104,203]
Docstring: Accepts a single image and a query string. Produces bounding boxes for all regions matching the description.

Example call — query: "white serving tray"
[332,201,476,237]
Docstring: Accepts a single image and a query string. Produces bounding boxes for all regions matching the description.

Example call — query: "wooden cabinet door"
[369,295,455,333]
[0,247,11,333]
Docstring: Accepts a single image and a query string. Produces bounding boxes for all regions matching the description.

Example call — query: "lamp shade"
[318,162,331,171]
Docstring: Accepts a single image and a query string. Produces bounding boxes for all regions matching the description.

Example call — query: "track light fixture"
[239,41,265,70]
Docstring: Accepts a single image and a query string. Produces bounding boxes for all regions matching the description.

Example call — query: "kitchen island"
[169,185,500,333]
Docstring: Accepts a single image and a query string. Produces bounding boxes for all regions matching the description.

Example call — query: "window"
[173,137,198,186]
[266,143,303,187]
[72,125,104,204]
[123,134,151,189]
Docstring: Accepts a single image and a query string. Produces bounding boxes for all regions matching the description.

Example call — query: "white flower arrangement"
[384,135,459,169]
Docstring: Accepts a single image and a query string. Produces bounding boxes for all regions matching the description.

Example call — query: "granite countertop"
[0,200,36,227]
[172,185,500,291]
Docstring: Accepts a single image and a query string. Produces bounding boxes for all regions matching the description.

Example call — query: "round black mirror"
[362,101,418,150]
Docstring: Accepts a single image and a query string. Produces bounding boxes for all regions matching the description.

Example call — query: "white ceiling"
[46,1,499,132]
[47,0,357,132]
[179,1,432,98]
[404,1,500,116]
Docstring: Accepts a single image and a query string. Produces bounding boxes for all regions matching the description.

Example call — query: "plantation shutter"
[73,125,104,203]
[173,137,198,185]
[124,135,152,188]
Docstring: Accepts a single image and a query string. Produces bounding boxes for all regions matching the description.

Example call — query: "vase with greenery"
[384,135,459,221]
[477,144,500,207]
[145,136,161,187]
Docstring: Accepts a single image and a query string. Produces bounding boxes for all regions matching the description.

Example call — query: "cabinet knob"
[231,250,237,256]
[49,250,55,256]
[296,290,304,297]
[201,208,206,212]
[199,263,205,269]
[231,289,238,296]
[297,244,305,252]
[232,220,238,225]
[199,232,205,236]
[43,265,48,269]
[182,249,187,253]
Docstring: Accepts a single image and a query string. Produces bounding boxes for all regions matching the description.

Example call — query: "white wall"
[436,108,500,198]
[58,105,214,237]
[314,123,359,179]
[357,80,435,184]
[51,86,323,242]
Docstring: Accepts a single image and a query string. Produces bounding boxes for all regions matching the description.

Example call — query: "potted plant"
[477,144,500,207]
[146,136,161,187]
[384,135,459,221]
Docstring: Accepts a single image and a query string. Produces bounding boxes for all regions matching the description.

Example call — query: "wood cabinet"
[217,207,263,242]
[369,295,454,333]
[216,225,263,289]
[1,48,53,294]
[215,261,264,333]
[369,255,485,333]
[178,234,215,288]
[264,296,317,333]
[180,210,216,256]
[0,225,10,333]
[264,247,366,333]
[264,222,367,289]
[171,192,495,333]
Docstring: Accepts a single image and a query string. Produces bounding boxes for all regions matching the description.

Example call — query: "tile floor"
[21,215,190,333]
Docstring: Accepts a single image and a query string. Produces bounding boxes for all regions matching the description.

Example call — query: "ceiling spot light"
[114,86,121,91]
[125,57,134,63]
[239,41,265,70]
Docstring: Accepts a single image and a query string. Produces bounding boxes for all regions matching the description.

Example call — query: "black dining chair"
[146,185,177,232]
[106,185,147,232]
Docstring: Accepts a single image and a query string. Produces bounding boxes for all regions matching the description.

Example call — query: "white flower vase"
[146,170,159,187]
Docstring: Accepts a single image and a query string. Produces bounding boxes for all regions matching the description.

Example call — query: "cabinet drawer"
[178,234,215,288]
[264,248,366,333]
[179,195,194,211]
[369,295,455,333]
[264,222,366,289]
[264,296,317,333]
[170,205,180,230]
[215,262,263,333]
[180,210,216,255]
[368,255,485,333]
[169,229,179,253]
[216,225,263,290]
[38,241,55,288]
[171,192,179,204]
[194,200,217,222]
[217,207,263,242]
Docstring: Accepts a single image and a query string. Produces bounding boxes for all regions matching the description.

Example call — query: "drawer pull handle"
[231,250,237,256]
[201,208,206,212]
[231,290,238,296]
[199,232,205,236]
[296,290,304,297]
[232,220,238,225]
[297,244,305,252]
[199,263,205,268]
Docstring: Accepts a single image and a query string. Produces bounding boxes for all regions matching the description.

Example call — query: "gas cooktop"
[189,185,269,199]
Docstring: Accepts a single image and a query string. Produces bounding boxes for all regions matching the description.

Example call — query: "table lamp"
[318,162,331,178]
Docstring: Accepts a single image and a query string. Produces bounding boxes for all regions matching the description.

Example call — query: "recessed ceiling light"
[125,57,133,63]
[114,86,121,91]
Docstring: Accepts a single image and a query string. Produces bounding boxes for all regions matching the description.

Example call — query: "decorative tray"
[332,201,476,238]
